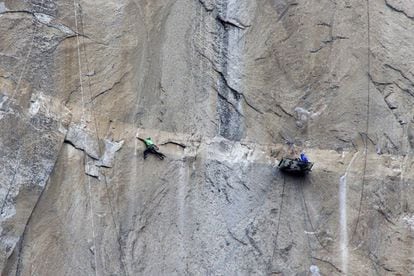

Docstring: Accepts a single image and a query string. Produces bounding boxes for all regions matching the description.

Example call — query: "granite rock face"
[1,0,414,275]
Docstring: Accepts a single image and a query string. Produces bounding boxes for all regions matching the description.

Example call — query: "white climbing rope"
[351,0,371,242]
[72,1,99,275]
[9,12,37,102]
[1,0,43,242]
[76,5,128,275]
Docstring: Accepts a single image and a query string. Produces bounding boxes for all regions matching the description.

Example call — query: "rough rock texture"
[1,0,414,275]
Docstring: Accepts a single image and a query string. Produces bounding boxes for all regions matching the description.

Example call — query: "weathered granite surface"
[1,0,414,275]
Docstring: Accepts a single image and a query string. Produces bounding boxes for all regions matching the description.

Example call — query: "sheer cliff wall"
[1,0,414,275]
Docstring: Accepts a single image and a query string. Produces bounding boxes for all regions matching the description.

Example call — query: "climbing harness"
[138,137,166,160]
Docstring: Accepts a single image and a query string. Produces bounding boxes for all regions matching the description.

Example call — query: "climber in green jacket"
[138,137,166,160]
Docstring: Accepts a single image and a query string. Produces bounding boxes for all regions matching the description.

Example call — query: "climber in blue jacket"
[300,152,309,163]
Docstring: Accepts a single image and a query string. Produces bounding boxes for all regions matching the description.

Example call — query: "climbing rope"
[272,176,326,272]
[9,11,38,102]
[77,6,128,275]
[296,178,315,269]
[72,1,99,275]
[0,0,43,217]
[269,173,287,272]
[351,0,371,242]
[299,179,328,252]
[274,174,286,246]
